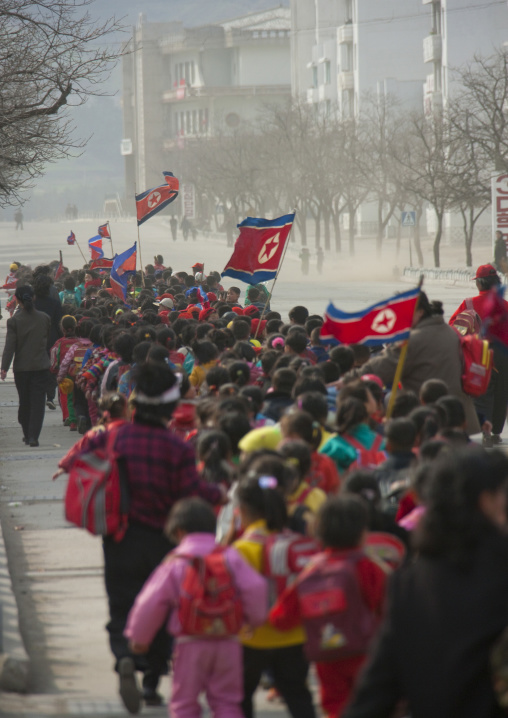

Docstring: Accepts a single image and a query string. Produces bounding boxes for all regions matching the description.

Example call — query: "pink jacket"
[125,533,268,646]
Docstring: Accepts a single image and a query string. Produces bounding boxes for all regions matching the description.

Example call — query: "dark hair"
[64,276,76,291]
[239,385,263,415]
[237,471,288,532]
[420,378,449,405]
[336,397,368,435]
[409,406,440,445]
[233,341,256,363]
[330,345,355,373]
[414,447,508,563]
[131,362,179,425]
[132,341,152,365]
[193,340,219,365]
[316,495,369,549]
[285,331,308,355]
[15,285,34,312]
[205,365,230,393]
[477,275,501,291]
[390,391,420,419]
[279,440,312,482]
[61,315,77,335]
[435,395,466,429]
[217,411,251,455]
[147,344,170,365]
[385,418,417,452]
[197,429,234,486]
[165,498,217,539]
[298,391,329,423]
[280,410,321,450]
[338,379,370,406]
[288,306,309,325]
[321,360,340,384]
[232,319,251,342]
[98,392,128,421]
[417,292,444,319]
[272,368,297,395]
[33,274,52,298]
[113,332,135,363]
[351,344,371,367]
[292,376,327,399]
[228,361,250,387]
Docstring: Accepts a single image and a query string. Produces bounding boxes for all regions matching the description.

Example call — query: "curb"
[0,519,29,693]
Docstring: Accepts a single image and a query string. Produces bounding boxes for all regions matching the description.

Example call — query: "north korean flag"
[98,223,111,239]
[90,257,114,271]
[221,213,295,284]
[320,287,421,347]
[110,243,137,301]
[67,230,76,245]
[136,171,179,226]
[88,235,104,260]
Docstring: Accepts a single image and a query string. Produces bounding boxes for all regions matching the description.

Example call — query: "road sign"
[401,211,416,227]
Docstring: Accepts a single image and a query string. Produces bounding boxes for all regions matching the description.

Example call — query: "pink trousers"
[171,639,243,718]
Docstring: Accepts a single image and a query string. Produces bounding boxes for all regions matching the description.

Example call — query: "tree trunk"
[314,210,321,249]
[323,210,331,251]
[348,203,355,256]
[297,211,307,246]
[433,213,443,268]
[332,211,341,253]
[396,219,402,258]
[376,200,384,257]
[414,219,424,266]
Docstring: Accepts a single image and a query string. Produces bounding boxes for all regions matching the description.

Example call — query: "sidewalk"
[0,380,286,718]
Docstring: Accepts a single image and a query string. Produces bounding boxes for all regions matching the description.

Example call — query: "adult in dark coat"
[362,292,480,436]
[33,273,62,408]
[1,285,51,446]
[343,446,508,718]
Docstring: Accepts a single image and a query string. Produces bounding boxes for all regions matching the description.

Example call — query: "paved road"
[0,218,487,716]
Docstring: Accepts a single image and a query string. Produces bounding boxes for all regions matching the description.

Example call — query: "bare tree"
[0,0,121,204]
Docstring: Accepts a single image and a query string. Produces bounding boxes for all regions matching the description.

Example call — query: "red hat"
[187,305,200,314]
[178,311,193,320]
[158,293,175,301]
[207,291,217,303]
[192,262,204,270]
[199,307,215,322]
[473,264,498,280]
[250,318,267,336]
[231,306,243,315]
[361,373,384,390]
[243,305,260,318]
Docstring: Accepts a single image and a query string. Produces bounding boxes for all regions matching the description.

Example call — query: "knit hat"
[9,263,18,271]
[199,307,215,322]
[243,305,260,318]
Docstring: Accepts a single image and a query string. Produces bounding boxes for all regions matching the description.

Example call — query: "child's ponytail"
[237,474,288,532]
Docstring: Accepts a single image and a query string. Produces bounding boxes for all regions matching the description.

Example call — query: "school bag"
[452,297,482,336]
[287,484,313,535]
[346,434,386,473]
[296,551,380,663]
[177,546,244,637]
[61,289,78,307]
[248,528,319,605]
[64,428,129,541]
[68,343,91,378]
[460,334,493,397]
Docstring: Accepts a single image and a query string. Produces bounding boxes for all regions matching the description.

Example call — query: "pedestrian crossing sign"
[401,211,416,227]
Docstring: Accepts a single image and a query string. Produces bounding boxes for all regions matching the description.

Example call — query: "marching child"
[269,495,387,718]
[125,498,268,718]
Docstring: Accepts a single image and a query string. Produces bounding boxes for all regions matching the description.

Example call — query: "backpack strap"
[371,434,384,452]
[292,485,313,506]
[344,434,363,451]
[465,297,474,311]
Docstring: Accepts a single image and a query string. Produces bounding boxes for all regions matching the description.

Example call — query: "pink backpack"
[296,551,380,663]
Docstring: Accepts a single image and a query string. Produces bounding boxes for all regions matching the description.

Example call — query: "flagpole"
[108,221,114,256]
[253,209,297,341]
[134,182,146,288]
[74,238,87,265]
[385,276,424,419]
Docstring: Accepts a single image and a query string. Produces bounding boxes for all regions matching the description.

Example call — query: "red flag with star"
[221,213,295,284]
[320,288,421,347]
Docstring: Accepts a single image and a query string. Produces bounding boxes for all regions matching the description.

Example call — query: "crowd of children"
[3,256,508,718]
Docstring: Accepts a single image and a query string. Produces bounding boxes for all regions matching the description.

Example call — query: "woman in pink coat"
[125,498,268,718]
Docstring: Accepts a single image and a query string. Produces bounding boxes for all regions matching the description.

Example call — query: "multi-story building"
[423,0,508,115]
[290,0,428,116]
[121,8,291,199]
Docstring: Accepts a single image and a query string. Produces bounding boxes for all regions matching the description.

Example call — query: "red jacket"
[449,290,508,325]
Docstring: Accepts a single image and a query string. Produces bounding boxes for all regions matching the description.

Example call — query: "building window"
[203,108,209,132]
[312,66,318,88]
[324,61,331,85]
[345,0,353,23]
[180,111,185,135]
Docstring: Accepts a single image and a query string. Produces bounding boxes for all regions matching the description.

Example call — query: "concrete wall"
[236,43,290,86]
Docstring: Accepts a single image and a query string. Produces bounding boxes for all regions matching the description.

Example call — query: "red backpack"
[296,552,380,663]
[177,547,244,637]
[64,428,128,541]
[248,529,319,605]
[452,297,482,337]
[460,334,493,397]
[346,434,386,473]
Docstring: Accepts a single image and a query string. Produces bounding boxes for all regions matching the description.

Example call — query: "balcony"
[423,33,442,63]
[338,24,354,44]
[338,71,354,91]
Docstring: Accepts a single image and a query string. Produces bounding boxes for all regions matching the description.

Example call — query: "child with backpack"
[269,495,387,718]
[125,498,268,718]
[50,315,80,428]
[278,440,327,535]
[234,457,318,718]
[59,276,80,307]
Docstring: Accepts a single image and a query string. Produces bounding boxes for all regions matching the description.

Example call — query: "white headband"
[135,385,180,405]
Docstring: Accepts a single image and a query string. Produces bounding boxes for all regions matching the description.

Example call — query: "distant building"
[290,0,428,116]
[422,0,508,115]
[121,8,291,200]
